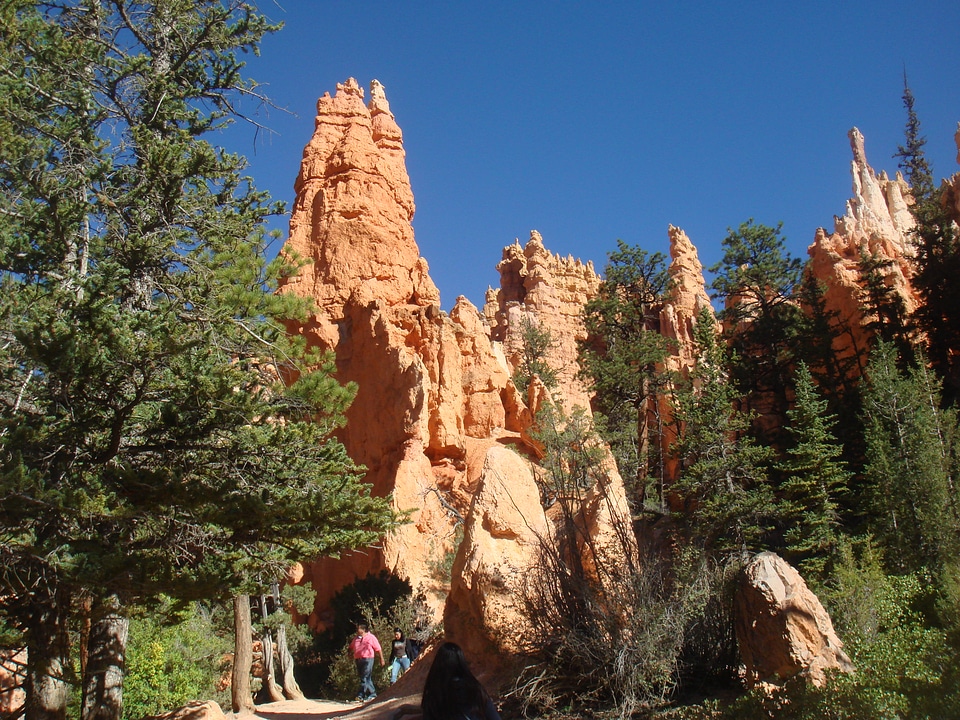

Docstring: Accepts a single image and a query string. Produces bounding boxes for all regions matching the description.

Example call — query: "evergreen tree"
[894,75,934,202]
[861,341,959,575]
[578,240,673,513]
[794,266,864,464]
[671,308,775,558]
[512,315,559,394]
[894,76,960,404]
[0,3,395,718]
[857,247,915,364]
[710,220,804,447]
[775,363,850,578]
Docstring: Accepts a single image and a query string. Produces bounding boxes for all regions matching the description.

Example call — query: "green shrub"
[123,601,230,720]
[688,541,960,720]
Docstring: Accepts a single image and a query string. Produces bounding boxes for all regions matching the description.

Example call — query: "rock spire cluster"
[806,127,919,370]
[278,78,956,681]
[278,80,635,655]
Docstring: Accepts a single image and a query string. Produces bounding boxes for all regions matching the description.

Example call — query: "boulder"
[146,700,226,720]
[735,552,854,688]
[444,445,550,659]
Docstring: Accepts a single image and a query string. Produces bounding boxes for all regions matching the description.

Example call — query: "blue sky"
[223,1,960,309]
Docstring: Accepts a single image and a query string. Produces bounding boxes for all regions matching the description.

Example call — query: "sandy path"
[250,693,419,720]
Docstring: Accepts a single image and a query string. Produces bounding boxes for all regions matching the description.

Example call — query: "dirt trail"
[249,695,418,720]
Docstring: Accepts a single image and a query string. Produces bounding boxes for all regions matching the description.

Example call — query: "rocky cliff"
[278,80,634,652]
[278,78,954,673]
[483,230,601,411]
[806,127,919,372]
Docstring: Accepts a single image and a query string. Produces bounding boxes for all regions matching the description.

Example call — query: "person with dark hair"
[389,627,420,683]
[349,622,385,702]
[421,642,501,720]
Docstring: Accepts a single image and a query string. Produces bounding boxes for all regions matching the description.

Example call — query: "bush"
[512,405,739,718]
[685,540,960,720]
[123,601,231,720]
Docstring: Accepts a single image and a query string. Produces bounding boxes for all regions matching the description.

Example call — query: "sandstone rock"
[942,122,960,223]
[661,225,714,372]
[444,445,550,659]
[735,552,854,688]
[278,82,633,634]
[956,121,960,166]
[146,700,226,720]
[0,648,25,717]
[281,77,439,349]
[806,127,919,377]
[486,231,601,411]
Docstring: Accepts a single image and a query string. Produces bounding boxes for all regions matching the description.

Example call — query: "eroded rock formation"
[484,231,601,411]
[735,553,854,688]
[278,80,633,648]
[0,649,25,716]
[806,127,919,374]
[943,122,960,223]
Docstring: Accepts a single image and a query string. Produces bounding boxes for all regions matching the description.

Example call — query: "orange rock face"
[661,225,714,371]
[806,127,919,374]
[484,230,602,411]
[278,81,634,642]
[735,553,854,688]
[0,649,25,717]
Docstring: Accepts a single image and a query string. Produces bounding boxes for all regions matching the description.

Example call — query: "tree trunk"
[81,596,129,720]
[256,631,284,704]
[78,593,92,682]
[274,625,303,701]
[25,583,70,720]
[232,595,254,715]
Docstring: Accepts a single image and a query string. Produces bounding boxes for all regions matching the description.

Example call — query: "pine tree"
[0,3,395,718]
[857,247,915,364]
[671,308,775,558]
[512,315,559,394]
[578,240,673,513]
[710,220,804,447]
[895,77,960,404]
[861,341,959,575]
[775,363,850,577]
[794,266,864,464]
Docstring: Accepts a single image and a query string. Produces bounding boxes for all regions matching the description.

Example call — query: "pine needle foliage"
[775,363,850,578]
[0,2,396,716]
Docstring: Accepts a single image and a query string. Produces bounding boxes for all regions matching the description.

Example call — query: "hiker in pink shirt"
[349,622,385,702]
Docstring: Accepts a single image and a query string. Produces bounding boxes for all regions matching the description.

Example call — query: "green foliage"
[775,363,849,578]
[857,247,915,362]
[860,341,960,574]
[0,2,397,715]
[895,80,960,404]
[671,309,775,557]
[512,315,559,393]
[123,601,231,720]
[894,77,934,203]
[0,0,398,587]
[578,240,673,511]
[710,220,804,446]
[794,268,861,401]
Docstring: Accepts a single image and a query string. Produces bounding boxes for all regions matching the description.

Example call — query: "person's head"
[421,642,485,719]
[394,627,404,640]
[356,622,368,636]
